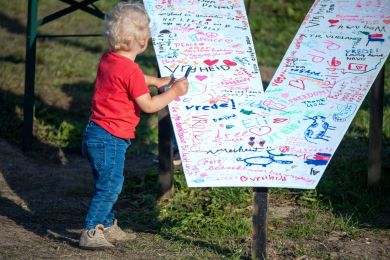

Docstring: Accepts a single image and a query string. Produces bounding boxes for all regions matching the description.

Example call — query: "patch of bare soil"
[267,206,390,259]
[0,138,192,259]
[325,230,390,259]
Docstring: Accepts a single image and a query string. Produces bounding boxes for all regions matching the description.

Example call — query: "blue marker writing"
[184,66,192,78]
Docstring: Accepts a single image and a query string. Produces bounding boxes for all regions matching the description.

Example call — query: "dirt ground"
[0,137,200,260]
[0,137,389,259]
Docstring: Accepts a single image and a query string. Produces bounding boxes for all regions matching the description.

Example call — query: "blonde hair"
[104,1,151,51]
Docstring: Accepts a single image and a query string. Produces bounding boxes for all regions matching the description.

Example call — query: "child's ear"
[139,41,148,53]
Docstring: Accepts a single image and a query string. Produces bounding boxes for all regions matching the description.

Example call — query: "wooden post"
[252,187,268,259]
[158,106,174,198]
[23,0,39,151]
[157,65,174,199]
[368,66,385,186]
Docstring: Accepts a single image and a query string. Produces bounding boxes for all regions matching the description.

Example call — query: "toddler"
[79,1,188,250]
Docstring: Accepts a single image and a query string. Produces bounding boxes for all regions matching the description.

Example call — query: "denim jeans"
[82,121,131,229]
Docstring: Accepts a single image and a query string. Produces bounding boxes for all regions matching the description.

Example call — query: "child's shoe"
[104,219,136,243]
[79,224,114,250]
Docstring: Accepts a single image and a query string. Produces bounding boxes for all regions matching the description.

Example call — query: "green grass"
[249,0,314,68]
[0,0,389,258]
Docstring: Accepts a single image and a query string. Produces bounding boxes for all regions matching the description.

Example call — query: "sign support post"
[368,66,385,186]
[252,187,268,259]
[158,106,174,199]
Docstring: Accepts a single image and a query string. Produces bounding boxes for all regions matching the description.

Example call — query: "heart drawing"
[249,126,272,137]
[328,19,339,24]
[288,79,305,90]
[248,136,255,146]
[195,75,208,81]
[223,60,237,66]
[281,92,289,98]
[204,59,218,66]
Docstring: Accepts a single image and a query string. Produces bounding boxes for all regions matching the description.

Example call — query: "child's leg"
[82,121,130,229]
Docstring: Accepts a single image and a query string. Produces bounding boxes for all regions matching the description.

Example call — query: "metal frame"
[23,0,104,151]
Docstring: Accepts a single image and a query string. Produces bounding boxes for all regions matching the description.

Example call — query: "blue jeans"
[82,121,131,229]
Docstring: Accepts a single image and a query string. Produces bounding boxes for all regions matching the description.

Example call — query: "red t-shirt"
[90,51,150,139]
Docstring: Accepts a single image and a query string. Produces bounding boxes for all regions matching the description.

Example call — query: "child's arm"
[136,77,189,113]
[144,75,171,90]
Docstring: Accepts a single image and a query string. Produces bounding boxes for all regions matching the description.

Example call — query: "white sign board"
[144,0,390,189]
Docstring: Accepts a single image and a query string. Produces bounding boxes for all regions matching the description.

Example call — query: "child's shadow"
[0,83,92,247]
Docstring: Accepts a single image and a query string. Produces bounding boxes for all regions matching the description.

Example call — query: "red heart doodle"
[240,176,248,182]
[288,79,305,90]
[195,75,208,81]
[279,146,290,153]
[206,18,212,22]
[328,19,339,24]
[223,60,237,66]
[204,59,218,66]
[384,20,390,24]
[249,126,271,137]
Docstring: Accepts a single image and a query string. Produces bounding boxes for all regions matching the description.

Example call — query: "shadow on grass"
[160,233,245,257]
[117,168,245,258]
[0,54,25,64]
[0,79,106,246]
[315,133,390,228]
[0,85,94,247]
[0,11,25,34]
[0,11,104,54]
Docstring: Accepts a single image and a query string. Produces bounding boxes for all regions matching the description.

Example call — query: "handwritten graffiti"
[145,0,390,188]
[304,116,336,144]
[333,103,357,122]
[185,99,236,111]
[366,34,385,45]
[305,153,332,166]
[237,150,295,167]
[310,168,320,175]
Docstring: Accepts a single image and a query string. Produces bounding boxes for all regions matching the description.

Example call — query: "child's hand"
[171,77,189,96]
[136,77,189,113]
[157,76,173,89]
[144,75,174,89]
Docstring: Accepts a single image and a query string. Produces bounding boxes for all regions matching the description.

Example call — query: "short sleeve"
[128,66,150,99]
